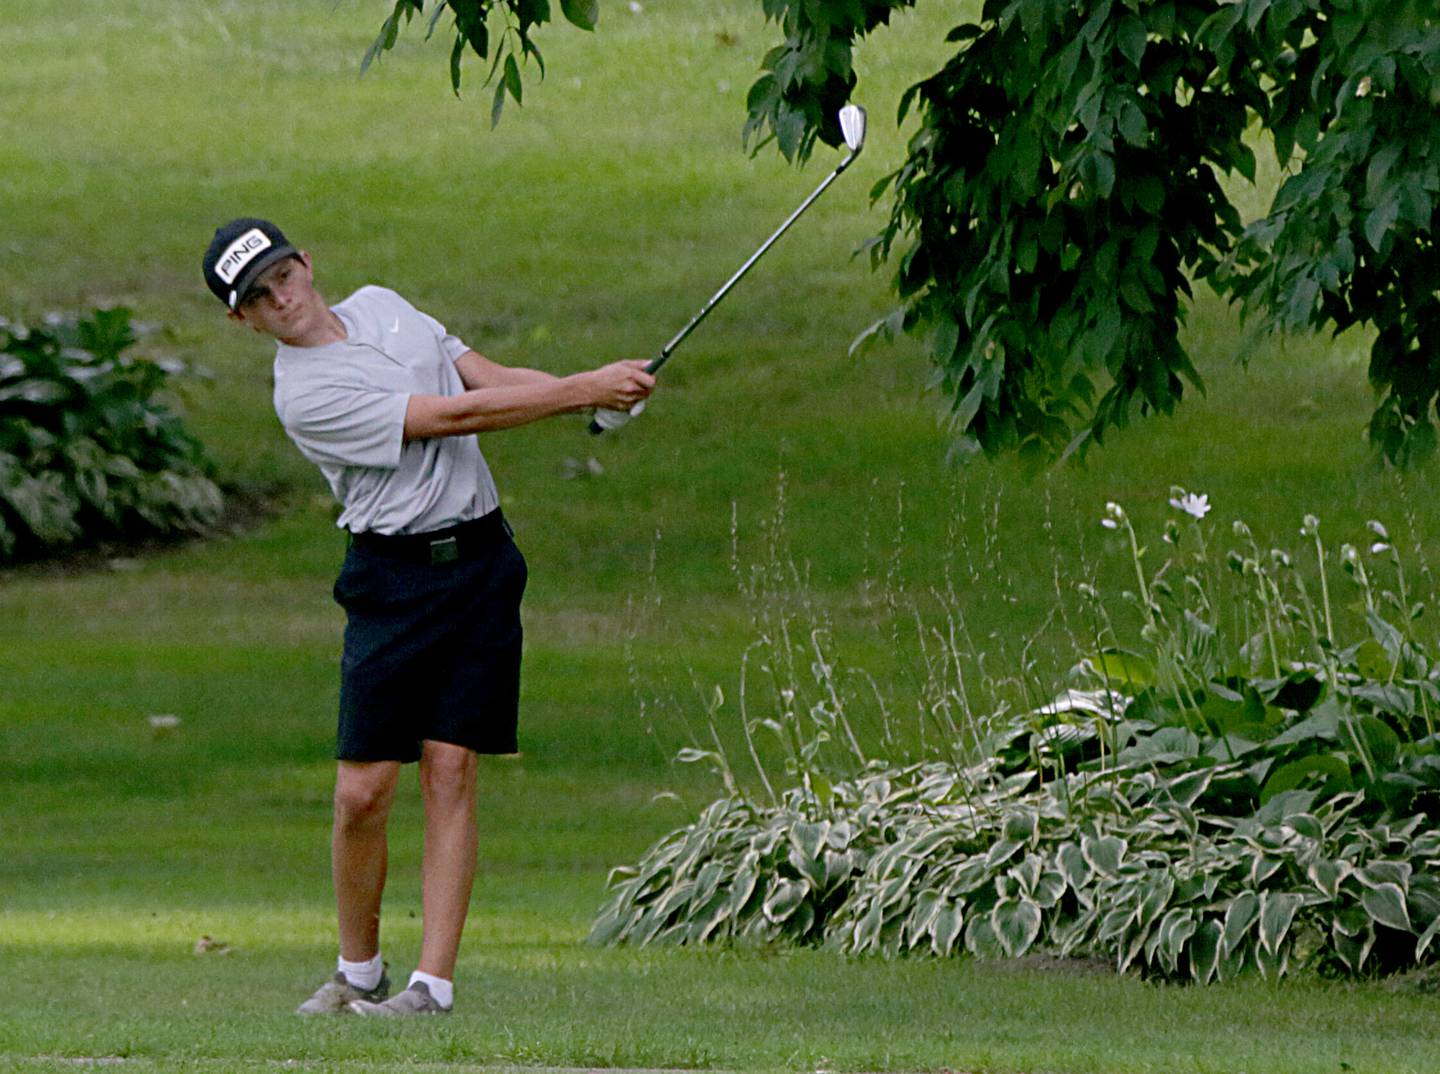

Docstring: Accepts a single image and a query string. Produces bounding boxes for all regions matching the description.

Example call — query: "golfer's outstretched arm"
[404,360,653,441]
[453,351,558,391]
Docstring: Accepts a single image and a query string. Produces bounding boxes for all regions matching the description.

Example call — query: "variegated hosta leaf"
[762,878,810,924]
[1258,891,1305,956]
[1308,859,1349,899]
[1055,841,1091,895]
[1415,914,1440,961]
[1156,908,1197,975]
[1189,919,1223,985]
[1357,861,1413,894]
[964,915,1006,959]
[1134,873,1176,933]
[1081,833,1127,876]
[903,888,944,948]
[931,900,965,956]
[1032,869,1068,909]
[991,897,1042,958]
[1361,883,1411,932]
[1222,891,1260,956]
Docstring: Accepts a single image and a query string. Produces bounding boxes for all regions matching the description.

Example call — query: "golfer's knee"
[420,745,476,805]
[334,776,393,829]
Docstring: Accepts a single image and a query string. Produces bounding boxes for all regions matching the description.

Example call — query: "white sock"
[409,970,453,1009]
[337,952,385,992]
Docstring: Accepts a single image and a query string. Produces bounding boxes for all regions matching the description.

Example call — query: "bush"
[0,308,223,560]
[592,493,1440,981]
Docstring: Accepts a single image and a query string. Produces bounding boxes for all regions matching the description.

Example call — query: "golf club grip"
[588,356,666,434]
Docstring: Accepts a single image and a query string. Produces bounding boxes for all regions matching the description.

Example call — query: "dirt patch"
[983,953,1118,977]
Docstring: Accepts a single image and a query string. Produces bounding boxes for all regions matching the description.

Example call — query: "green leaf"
[1222,891,1260,956]
[931,900,965,955]
[503,54,523,104]
[559,0,598,30]
[1364,197,1400,253]
[1416,914,1440,960]
[931,314,960,363]
[1354,639,1394,679]
[1357,861,1412,894]
[1258,891,1304,955]
[762,878,809,923]
[1003,810,1038,845]
[1088,649,1154,691]
[1189,918,1223,984]
[1056,841,1091,892]
[1260,753,1353,803]
[1356,716,1402,768]
[491,77,507,128]
[1158,908,1197,973]
[903,888,943,948]
[1081,834,1126,876]
[1116,16,1147,68]
[991,897,1043,957]
[1361,883,1410,932]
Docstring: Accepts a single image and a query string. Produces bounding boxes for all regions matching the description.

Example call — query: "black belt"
[349,509,512,565]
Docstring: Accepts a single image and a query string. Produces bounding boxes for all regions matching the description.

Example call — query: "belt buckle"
[429,536,460,565]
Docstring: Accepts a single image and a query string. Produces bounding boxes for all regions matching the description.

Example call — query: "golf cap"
[202,218,299,309]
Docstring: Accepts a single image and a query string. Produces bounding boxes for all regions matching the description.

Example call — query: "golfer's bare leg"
[416,740,479,980]
[333,760,401,961]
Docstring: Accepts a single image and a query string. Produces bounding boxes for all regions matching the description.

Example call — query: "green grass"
[5,2,1440,1072]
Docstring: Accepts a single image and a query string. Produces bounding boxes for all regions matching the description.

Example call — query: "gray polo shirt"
[273,285,499,535]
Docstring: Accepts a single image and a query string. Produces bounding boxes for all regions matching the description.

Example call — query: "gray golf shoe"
[296,969,390,1015]
[347,980,450,1016]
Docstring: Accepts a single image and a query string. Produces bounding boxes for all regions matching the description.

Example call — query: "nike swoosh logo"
[389,317,400,333]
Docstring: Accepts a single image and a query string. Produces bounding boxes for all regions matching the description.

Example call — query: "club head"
[839,104,867,154]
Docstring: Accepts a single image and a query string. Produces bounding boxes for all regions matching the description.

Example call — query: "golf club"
[590,103,868,435]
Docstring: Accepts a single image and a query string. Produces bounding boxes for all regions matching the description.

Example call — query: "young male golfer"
[202,218,654,1016]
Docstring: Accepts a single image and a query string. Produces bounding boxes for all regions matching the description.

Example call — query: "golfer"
[202,218,653,1016]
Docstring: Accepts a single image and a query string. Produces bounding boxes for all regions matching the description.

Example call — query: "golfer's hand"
[590,360,655,411]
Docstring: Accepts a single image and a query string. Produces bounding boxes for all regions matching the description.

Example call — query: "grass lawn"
[3,2,1440,1072]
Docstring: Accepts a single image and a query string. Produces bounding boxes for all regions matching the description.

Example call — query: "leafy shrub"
[594,757,1440,981]
[593,493,1440,981]
[0,308,223,560]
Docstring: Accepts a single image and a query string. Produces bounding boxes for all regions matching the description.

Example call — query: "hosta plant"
[0,308,223,560]
[592,750,1440,981]
[593,494,1440,981]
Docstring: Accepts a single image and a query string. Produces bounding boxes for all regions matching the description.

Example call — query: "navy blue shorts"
[331,512,527,763]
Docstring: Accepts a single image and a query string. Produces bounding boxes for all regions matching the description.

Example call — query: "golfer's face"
[236,256,315,337]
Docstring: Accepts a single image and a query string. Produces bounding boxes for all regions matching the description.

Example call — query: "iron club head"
[839,104,867,154]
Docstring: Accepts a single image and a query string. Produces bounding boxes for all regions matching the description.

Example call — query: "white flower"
[1168,491,1211,520]
[1101,518,1119,530]
[1367,520,1389,539]
[1356,75,1372,97]
[1371,542,1392,555]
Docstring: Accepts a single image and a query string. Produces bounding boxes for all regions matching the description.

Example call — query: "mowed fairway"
[3,2,1440,1072]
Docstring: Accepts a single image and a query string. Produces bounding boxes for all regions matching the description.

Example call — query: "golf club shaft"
[589,148,859,435]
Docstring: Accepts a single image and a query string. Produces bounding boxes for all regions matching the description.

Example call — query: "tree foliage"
[361,0,598,127]
[369,0,1440,465]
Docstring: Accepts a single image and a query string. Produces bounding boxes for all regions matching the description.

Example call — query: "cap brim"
[228,244,299,308]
